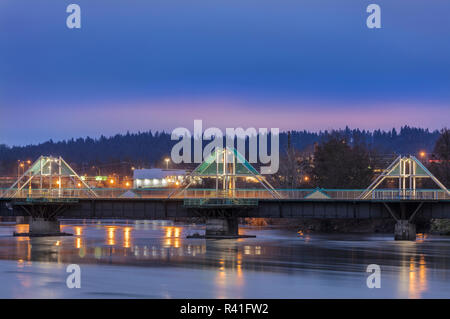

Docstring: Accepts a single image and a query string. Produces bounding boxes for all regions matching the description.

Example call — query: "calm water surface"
[0,219,449,298]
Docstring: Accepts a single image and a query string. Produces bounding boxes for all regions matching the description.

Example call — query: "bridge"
[0,150,449,240]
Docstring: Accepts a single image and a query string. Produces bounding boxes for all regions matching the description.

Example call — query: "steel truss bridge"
[0,187,449,241]
[1,187,449,201]
[0,154,449,240]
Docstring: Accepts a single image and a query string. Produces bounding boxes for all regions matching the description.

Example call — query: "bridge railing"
[371,189,449,200]
[1,188,449,200]
[183,197,259,207]
[0,188,94,199]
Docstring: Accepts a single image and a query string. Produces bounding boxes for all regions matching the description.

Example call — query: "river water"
[0,218,449,298]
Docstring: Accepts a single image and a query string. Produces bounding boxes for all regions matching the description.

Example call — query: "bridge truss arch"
[2,156,97,199]
[168,147,281,201]
[359,155,450,200]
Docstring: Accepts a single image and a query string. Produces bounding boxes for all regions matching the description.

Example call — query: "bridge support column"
[183,199,258,239]
[11,200,76,237]
[29,218,61,234]
[394,220,416,241]
[384,202,423,241]
[14,217,72,237]
[205,217,239,238]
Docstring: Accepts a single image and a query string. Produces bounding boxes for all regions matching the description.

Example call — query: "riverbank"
[243,218,450,236]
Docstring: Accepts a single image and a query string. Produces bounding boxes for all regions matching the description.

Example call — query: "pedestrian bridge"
[0,153,449,240]
[0,188,448,241]
[1,187,449,201]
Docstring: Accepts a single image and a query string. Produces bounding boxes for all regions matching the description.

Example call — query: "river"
[0,219,449,298]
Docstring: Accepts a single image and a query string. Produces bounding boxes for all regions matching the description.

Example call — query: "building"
[133,169,187,188]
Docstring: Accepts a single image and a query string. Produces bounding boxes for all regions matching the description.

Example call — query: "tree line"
[0,126,443,182]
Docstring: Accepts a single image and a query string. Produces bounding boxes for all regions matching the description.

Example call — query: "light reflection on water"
[0,219,450,298]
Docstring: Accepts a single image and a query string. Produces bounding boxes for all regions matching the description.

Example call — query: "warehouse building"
[133,168,187,188]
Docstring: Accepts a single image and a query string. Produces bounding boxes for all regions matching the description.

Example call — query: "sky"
[0,0,449,146]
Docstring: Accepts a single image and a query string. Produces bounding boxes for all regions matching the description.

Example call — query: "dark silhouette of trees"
[312,134,374,189]
[0,126,441,178]
[429,128,450,187]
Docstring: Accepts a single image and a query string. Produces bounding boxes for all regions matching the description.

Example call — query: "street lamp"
[18,161,25,179]
[419,151,426,159]
[164,158,170,170]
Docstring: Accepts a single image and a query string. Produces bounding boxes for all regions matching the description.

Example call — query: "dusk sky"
[1,0,449,145]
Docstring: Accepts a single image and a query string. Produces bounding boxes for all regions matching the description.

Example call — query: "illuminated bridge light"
[123,227,132,248]
[106,226,117,246]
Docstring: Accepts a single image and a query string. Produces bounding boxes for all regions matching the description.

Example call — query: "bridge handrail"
[1,187,449,200]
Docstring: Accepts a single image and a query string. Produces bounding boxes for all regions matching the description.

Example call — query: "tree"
[313,134,373,189]
[269,132,313,188]
[429,128,450,187]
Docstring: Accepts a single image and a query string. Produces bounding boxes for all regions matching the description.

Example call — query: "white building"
[133,168,187,188]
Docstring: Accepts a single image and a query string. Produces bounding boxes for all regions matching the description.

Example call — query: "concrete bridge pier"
[29,218,61,234]
[11,200,75,237]
[202,217,255,239]
[394,220,416,241]
[205,217,239,238]
[185,199,258,239]
[384,202,424,241]
[14,217,72,237]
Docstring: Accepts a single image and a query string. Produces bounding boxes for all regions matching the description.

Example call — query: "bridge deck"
[1,188,448,221]
[1,197,448,221]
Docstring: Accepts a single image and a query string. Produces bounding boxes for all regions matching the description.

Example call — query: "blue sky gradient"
[1,0,449,145]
